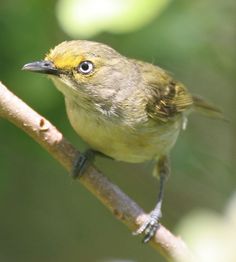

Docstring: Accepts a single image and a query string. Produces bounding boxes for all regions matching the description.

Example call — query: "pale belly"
[65,99,181,163]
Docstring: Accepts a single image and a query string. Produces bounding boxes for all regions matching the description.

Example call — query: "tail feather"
[192,95,226,120]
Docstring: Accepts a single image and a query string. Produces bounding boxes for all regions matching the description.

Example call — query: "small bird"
[23,40,222,243]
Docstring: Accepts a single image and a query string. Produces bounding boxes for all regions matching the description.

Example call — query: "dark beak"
[22,60,59,76]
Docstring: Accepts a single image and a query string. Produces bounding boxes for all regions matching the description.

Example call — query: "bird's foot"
[71,149,95,179]
[133,210,161,243]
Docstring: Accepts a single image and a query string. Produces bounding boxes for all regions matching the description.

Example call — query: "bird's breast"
[65,98,182,163]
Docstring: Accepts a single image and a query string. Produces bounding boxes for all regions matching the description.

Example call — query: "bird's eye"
[77,61,94,74]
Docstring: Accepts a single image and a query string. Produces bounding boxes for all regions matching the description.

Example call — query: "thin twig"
[0,81,196,262]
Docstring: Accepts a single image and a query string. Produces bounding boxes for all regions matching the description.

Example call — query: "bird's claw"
[71,150,95,179]
[133,211,161,243]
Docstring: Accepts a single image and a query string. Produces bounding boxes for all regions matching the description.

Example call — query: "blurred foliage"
[177,193,236,262]
[56,0,170,37]
[0,0,235,262]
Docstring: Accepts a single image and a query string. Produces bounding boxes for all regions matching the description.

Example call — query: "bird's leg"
[72,149,113,179]
[134,155,170,243]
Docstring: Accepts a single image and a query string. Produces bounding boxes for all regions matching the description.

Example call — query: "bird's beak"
[22,60,59,76]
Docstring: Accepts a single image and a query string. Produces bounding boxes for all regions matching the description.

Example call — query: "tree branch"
[0,81,196,262]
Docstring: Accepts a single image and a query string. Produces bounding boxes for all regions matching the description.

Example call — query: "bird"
[22,40,223,243]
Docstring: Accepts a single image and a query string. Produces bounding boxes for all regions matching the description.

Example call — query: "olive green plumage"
[23,40,222,243]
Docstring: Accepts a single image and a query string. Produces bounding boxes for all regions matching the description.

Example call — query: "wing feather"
[145,72,193,121]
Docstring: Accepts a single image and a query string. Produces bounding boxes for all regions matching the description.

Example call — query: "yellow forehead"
[45,53,85,70]
[44,40,119,70]
[45,41,92,69]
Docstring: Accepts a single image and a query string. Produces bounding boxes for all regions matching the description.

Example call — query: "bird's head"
[23,40,134,108]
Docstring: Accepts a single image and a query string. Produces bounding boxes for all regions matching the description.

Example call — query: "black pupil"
[81,62,89,71]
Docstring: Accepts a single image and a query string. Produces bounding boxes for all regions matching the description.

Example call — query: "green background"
[0,0,235,261]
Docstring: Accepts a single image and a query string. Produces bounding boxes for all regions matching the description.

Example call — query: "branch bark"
[0,81,196,262]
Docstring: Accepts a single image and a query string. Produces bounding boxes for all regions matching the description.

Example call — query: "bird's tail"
[192,95,226,120]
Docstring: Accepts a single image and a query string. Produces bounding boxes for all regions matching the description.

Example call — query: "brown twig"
[0,81,196,262]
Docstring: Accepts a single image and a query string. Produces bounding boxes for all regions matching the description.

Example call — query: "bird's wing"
[145,74,193,122]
